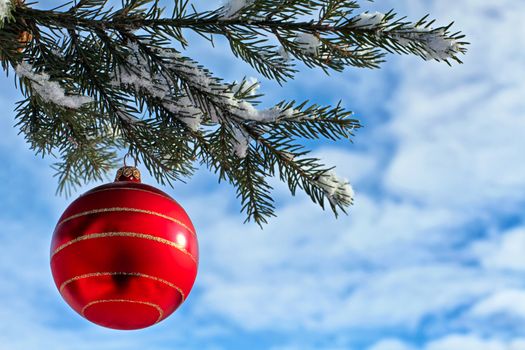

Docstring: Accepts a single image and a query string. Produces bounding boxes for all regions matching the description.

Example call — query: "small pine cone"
[16,30,32,53]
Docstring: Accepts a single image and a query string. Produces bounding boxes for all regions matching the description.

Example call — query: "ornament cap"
[115,166,141,183]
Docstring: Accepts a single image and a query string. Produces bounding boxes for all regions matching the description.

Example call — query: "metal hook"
[123,152,138,167]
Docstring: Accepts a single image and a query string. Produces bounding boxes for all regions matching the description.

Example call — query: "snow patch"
[163,97,203,132]
[111,44,202,130]
[171,52,297,123]
[317,170,354,205]
[15,62,93,109]
[237,102,294,123]
[232,126,249,158]
[295,33,321,56]
[393,27,461,61]
[111,43,170,100]
[421,29,461,61]
[112,43,301,156]
[222,0,254,19]
[0,0,13,26]
[277,46,291,61]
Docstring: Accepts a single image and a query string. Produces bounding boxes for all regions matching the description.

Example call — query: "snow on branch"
[232,126,249,158]
[110,43,300,154]
[393,27,462,61]
[0,0,13,27]
[111,42,170,99]
[161,49,296,126]
[277,46,291,61]
[15,62,93,109]
[345,12,463,62]
[110,43,202,129]
[317,170,355,206]
[221,0,254,19]
[295,33,321,56]
[351,12,386,27]
[163,97,203,132]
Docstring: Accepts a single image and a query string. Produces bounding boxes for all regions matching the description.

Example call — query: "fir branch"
[0,0,468,225]
[14,2,467,73]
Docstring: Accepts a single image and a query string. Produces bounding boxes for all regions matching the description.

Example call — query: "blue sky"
[1,0,525,349]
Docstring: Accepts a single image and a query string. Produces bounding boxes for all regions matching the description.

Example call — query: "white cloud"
[324,265,498,330]
[313,148,379,185]
[425,334,525,350]
[189,186,500,332]
[370,335,525,350]
[473,227,525,271]
[469,290,525,320]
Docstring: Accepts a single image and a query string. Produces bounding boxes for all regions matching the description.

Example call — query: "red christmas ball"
[50,166,198,330]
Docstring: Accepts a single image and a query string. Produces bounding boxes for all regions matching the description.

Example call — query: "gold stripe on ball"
[51,232,197,264]
[59,272,186,301]
[81,299,164,324]
[83,187,174,203]
[57,207,196,237]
